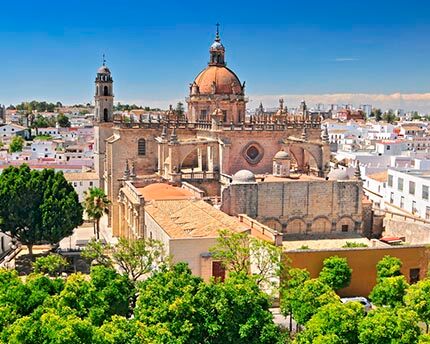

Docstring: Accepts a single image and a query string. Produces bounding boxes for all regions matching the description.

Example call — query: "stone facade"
[221,177,367,236]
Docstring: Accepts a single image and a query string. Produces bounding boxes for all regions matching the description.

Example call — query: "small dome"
[194,66,242,95]
[97,65,111,74]
[232,169,256,184]
[274,150,291,160]
[327,169,350,181]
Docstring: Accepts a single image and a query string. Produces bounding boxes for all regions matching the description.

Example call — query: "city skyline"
[2,0,430,110]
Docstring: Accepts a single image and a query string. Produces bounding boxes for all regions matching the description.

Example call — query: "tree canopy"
[56,113,71,127]
[318,256,352,291]
[376,255,403,282]
[0,165,83,254]
[8,136,24,153]
[358,307,421,344]
[369,275,409,307]
[294,302,365,344]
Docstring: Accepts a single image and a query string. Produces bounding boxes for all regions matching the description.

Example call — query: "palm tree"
[84,187,110,240]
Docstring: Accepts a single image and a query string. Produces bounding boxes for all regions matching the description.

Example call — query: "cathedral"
[93,26,367,250]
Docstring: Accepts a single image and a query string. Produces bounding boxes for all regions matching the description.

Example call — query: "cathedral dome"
[194,66,242,95]
[232,170,256,184]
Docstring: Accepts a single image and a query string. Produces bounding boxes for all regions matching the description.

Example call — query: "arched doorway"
[103,108,109,122]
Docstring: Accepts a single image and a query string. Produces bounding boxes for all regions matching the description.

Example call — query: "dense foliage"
[281,255,430,343]
[0,264,285,343]
[0,165,83,254]
[8,136,24,153]
[318,256,352,291]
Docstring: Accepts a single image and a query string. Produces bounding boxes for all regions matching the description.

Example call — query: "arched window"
[103,108,108,122]
[103,86,109,96]
[138,138,146,156]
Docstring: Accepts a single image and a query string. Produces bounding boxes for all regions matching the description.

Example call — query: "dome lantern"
[209,23,226,66]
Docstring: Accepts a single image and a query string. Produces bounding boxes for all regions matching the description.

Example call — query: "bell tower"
[94,55,114,122]
[94,55,114,192]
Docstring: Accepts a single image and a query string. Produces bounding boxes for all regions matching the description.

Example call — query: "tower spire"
[215,23,220,42]
[102,53,106,66]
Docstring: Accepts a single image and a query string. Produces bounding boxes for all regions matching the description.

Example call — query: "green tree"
[358,307,421,344]
[376,255,402,282]
[280,268,310,330]
[57,113,71,127]
[249,238,283,290]
[369,275,409,307]
[382,110,397,124]
[372,108,382,121]
[111,237,166,281]
[0,165,83,256]
[32,253,68,276]
[295,302,365,344]
[135,263,284,344]
[291,278,339,325]
[318,256,352,291]
[420,334,430,343]
[8,135,24,153]
[93,315,140,344]
[209,229,250,274]
[175,102,185,119]
[84,187,110,240]
[81,238,113,267]
[405,279,430,333]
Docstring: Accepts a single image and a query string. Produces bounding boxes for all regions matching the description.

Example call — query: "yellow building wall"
[284,246,430,297]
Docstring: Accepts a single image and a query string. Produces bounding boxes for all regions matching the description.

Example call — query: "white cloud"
[247,93,430,112]
[118,92,430,113]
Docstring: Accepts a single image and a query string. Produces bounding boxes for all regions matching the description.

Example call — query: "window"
[212,261,225,282]
[246,146,259,160]
[89,181,93,186]
[341,225,349,232]
[103,86,109,96]
[426,207,430,220]
[388,174,393,187]
[390,192,394,203]
[409,181,415,195]
[398,178,404,191]
[423,185,429,200]
[199,110,207,121]
[138,138,146,156]
[412,201,417,214]
[387,145,390,150]
[400,196,405,208]
[410,268,420,284]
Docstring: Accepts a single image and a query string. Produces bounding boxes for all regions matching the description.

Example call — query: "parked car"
[340,297,372,312]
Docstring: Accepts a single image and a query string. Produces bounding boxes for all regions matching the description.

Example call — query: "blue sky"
[1,0,430,110]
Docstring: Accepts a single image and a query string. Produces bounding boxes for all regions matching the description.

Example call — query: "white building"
[0,124,29,139]
[384,168,430,220]
[30,140,57,159]
[36,127,60,137]
[63,172,99,202]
